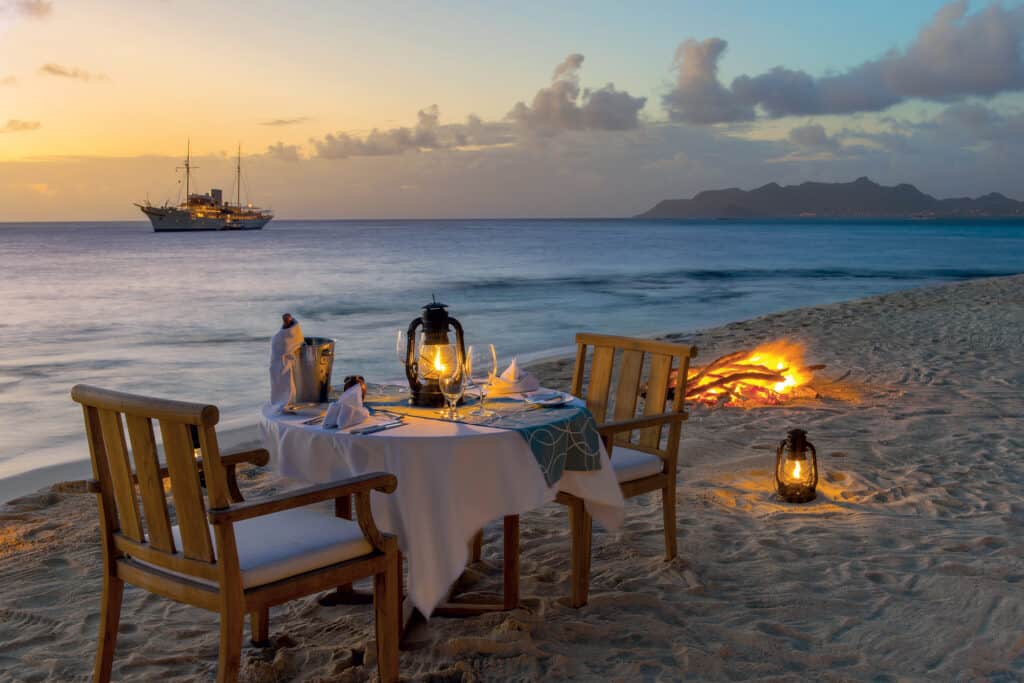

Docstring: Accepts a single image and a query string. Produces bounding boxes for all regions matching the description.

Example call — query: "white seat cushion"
[140,506,374,589]
[610,447,665,483]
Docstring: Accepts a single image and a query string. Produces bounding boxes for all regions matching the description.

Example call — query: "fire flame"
[433,347,445,373]
[790,460,802,480]
[687,339,812,407]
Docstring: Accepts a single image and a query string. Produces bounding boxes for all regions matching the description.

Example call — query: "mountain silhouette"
[636,177,1024,218]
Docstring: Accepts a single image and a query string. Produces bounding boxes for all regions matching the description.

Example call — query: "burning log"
[674,339,820,407]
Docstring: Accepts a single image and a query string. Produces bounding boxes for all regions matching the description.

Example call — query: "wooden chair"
[71,385,401,683]
[557,334,697,607]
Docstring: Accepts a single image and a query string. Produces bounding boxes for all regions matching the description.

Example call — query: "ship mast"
[185,139,191,203]
[236,143,241,208]
[176,139,195,207]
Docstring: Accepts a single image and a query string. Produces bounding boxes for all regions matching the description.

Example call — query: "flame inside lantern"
[687,339,813,406]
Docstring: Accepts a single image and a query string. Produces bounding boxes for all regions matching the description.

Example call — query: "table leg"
[433,514,520,617]
[503,515,519,610]
[469,529,484,563]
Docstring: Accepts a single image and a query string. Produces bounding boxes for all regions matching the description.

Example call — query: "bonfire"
[681,339,822,407]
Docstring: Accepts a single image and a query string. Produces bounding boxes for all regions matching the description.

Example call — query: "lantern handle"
[406,318,423,387]
[807,440,818,487]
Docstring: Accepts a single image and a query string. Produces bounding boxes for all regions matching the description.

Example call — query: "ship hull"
[140,206,271,232]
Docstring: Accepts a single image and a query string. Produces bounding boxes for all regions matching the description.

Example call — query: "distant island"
[636,177,1024,219]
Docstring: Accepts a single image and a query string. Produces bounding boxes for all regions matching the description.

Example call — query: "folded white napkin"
[270,321,304,411]
[323,384,370,430]
[489,357,540,394]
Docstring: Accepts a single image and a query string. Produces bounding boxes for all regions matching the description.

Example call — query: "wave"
[451,267,1019,292]
[0,358,139,380]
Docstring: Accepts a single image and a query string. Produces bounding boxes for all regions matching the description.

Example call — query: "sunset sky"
[3,0,1024,220]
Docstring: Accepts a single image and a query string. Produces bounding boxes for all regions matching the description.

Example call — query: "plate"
[524,390,573,407]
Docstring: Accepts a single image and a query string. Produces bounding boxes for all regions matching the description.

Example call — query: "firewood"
[685,371,785,397]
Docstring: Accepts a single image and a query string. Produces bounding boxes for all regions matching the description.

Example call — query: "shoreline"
[0,423,262,504]
[3,272,1019,504]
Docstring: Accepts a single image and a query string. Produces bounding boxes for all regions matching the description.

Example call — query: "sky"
[2,0,1024,220]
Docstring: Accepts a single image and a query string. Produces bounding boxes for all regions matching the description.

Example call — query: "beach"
[2,274,1023,681]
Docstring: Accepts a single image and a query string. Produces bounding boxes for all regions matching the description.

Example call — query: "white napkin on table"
[488,357,540,395]
[269,321,304,411]
[323,384,370,430]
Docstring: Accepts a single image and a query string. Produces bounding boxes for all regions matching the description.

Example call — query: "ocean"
[1,218,1022,483]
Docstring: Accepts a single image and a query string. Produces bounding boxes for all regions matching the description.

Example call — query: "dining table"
[258,386,626,618]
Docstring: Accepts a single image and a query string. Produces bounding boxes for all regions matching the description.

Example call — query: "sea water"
[1,218,1022,481]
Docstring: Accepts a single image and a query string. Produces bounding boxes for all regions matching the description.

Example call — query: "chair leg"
[250,608,269,647]
[662,481,678,561]
[217,607,244,683]
[568,497,592,608]
[374,551,400,683]
[93,573,124,683]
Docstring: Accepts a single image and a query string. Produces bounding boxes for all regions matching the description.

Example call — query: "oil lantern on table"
[404,299,466,407]
[775,428,818,503]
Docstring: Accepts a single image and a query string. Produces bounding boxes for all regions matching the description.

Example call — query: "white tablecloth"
[258,403,624,615]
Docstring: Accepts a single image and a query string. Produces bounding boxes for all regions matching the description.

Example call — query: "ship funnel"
[211,188,223,205]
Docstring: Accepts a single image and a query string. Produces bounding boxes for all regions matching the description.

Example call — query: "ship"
[136,142,273,232]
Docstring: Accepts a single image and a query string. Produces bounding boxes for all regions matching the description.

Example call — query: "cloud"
[261,117,310,127]
[662,38,754,124]
[1,76,16,86]
[788,123,840,152]
[552,53,585,81]
[666,1,1024,124]
[39,63,106,81]
[1,119,41,133]
[310,105,515,159]
[312,105,446,159]
[265,142,303,162]
[507,53,647,133]
[15,0,51,18]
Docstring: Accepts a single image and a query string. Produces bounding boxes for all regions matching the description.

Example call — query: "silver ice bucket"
[294,337,335,403]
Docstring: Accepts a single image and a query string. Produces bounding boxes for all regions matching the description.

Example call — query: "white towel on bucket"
[269,322,304,410]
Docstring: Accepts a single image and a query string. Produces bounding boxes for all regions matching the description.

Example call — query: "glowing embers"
[684,339,819,407]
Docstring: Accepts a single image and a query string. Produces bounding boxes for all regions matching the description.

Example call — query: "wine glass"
[395,329,407,366]
[467,344,497,417]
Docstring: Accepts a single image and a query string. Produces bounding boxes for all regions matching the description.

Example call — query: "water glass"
[439,372,464,419]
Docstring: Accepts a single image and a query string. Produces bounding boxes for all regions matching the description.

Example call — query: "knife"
[350,420,406,435]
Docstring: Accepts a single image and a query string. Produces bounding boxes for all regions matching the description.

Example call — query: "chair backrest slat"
[585,345,615,423]
[638,352,673,449]
[82,405,120,533]
[125,414,175,554]
[612,349,645,422]
[97,409,145,542]
[159,419,215,562]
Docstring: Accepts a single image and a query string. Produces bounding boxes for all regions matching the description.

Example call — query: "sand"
[2,274,1023,681]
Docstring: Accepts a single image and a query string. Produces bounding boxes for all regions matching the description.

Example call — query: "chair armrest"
[208,472,397,552]
[597,411,688,437]
[220,447,270,468]
[208,472,396,524]
[218,447,270,503]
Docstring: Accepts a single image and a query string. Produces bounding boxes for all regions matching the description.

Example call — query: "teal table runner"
[365,388,603,486]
